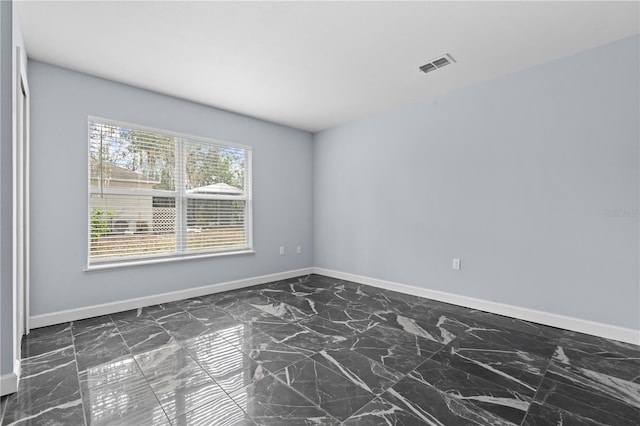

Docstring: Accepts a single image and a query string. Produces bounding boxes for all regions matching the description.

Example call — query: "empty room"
[0,1,638,425]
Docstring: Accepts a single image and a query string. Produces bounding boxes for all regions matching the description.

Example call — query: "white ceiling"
[16,1,640,133]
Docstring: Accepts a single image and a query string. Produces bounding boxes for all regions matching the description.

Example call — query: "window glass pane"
[90,193,176,260]
[184,139,246,193]
[89,122,175,191]
[186,198,246,251]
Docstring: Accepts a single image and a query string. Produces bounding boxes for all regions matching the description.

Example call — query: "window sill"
[84,249,256,272]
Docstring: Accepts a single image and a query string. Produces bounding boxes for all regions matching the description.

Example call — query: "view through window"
[88,119,252,265]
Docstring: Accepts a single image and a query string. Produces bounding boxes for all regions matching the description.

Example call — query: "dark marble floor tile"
[461,310,564,342]
[171,394,254,426]
[230,370,338,425]
[275,358,376,421]
[236,294,276,307]
[184,333,265,396]
[21,323,73,359]
[554,337,640,383]
[316,306,382,333]
[173,296,210,311]
[408,359,531,424]
[297,316,357,345]
[155,311,213,344]
[189,304,236,326]
[135,342,228,419]
[325,291,392,315]
[74,331,130,372]
[460,324,560,359]
[224,328,310,374]
[562,331,640,359]
[361,324,445,358]
[266,292,326,316]
[78,356,143,389]
[261,280,333,303]
[378,288,430,310]
[311,348,402,395]
[144,299,184,312]
[352,290,421,317]
[146,305,186,321]
[134,342,192,373]
[381,376,517,425]
[71,315,114,337]
[241,316,293,337]
[263,275,316,290]
[343,397,432,425]
[16,354,80,409]
[430,334,550,397]
[212,291,268,311]
[339,334,427,374]
[545,356,640,411]
[260,323,332,356]
[82,374,170,425]
[72,323,121,351]
[110,308,158,332]
[418,298,476,317]
[247,301,312,322]
[376,311,461,347]
[213,321,257,347]
[217,298,267,317]
[227,304,288,326]
[190,307,255,339]
[197,291,227,304]
[212,294,249,311]
[522,401,605,426]
[3,359,81,424]
[2,397,85,426]
[120,323,174,354]
[20,343,75,378]
[330,279,362,292]
[534,377,640,425]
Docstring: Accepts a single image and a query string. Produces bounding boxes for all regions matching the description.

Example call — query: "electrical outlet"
[280,246,285,255]
[297,245,302,254]
[452,258,461,270]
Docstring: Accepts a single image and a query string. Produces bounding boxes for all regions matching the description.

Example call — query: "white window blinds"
[88,119,252,265]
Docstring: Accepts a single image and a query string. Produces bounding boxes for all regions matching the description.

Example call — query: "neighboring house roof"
[187,182,242,195]
[94,163,161,184]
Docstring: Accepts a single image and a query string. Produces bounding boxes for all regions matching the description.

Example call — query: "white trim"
[1,360,19,396]
[314,267,640,345]
[85,249,256,271]
[30,267,313,329]
[0,373,17,396]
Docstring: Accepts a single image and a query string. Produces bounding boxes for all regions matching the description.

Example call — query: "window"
[88,118,252,266]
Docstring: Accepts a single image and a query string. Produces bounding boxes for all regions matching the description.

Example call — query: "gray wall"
[28,60,313,316]
[314,35,640,330]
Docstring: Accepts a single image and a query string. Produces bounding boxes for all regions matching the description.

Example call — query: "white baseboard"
[1,371,17,396]
[314,267,640,345]
[30,267,314,329]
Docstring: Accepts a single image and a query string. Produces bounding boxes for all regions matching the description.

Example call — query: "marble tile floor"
[1,274,639,425]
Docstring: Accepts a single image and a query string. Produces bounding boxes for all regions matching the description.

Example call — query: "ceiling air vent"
[419,54,455,74]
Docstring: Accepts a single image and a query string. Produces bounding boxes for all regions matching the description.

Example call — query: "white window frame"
[86,116,253,270]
